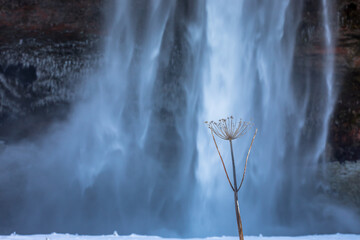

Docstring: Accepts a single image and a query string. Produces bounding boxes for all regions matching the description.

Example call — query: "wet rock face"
[0,0,104,142]
[295,0,360,163]
[325,161,360,209]
[0,0,103,42]
[294,0,360,211]
[330,0,360,162]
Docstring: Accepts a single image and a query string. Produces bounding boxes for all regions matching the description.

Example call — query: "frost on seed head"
[205,116,253,140]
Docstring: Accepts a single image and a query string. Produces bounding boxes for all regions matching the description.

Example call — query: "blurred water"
[196,0,360,236]
[0,0,206,236]
[0,0,359,237]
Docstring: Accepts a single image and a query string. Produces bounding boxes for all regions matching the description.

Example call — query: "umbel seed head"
[205,116,253,140]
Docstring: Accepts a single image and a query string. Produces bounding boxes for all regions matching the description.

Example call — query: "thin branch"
[237,128,258,192]
[211,130,235,191]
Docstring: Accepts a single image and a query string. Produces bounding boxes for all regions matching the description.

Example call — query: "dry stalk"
[238,128,257,192]
[211,130,235,191]
[206,116,257,240]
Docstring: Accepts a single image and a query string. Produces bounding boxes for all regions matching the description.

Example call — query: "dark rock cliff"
[295,0,360,163]
[294,0,360,210]
[330,0,360,163]
[0,0,104,141]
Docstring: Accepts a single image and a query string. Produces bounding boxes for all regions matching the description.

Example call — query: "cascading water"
[0,0,206,236]
[0,0,359,237]
[196,0,360,236]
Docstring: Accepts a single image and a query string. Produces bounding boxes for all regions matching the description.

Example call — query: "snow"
[0,233,359,240]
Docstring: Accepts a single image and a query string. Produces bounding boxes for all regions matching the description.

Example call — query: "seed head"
[206,116,253,140]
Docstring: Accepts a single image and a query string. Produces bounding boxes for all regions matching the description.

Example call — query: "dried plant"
[205,116,257,240]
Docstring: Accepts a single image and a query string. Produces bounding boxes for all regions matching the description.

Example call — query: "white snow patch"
[0,234,359,240]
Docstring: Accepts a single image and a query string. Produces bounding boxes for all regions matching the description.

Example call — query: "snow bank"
[1,233,359,240]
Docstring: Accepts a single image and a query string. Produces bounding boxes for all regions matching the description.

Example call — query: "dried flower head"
[205,116,253,140]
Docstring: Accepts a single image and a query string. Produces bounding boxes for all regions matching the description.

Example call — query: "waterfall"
[197,0,305,235]
[0,0,206,236]
[0,0,359,237]
[196,0,360,236]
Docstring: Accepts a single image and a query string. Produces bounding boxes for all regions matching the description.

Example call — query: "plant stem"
[229,140,244,240]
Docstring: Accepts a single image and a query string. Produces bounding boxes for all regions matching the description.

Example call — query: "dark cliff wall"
[295,0,360,163]
[0,0,103,41]
[330,0,360,162]
[294,0,360,210]
[0,0,104,141]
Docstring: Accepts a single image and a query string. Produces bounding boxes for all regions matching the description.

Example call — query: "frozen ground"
[1,233,359,240]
